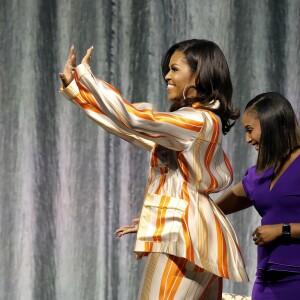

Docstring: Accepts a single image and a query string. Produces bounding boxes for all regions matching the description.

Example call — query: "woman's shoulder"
[244,165,257,176]
[243,165,273,181]
[174,106,208,122]
[177,106,221,122]
[176,107,222,141]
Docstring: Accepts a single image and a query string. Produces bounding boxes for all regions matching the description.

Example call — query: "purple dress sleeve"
[242,166,257,201]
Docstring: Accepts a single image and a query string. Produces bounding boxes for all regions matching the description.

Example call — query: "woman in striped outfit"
[59,39,248,299]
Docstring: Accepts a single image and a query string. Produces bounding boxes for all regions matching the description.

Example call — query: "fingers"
[254,237,264,246]
[115,225,132,233]
[114,223,138,237]
[59,46,76,88]
[82,46,94,65]
[67,46,76,65]
[252,227,260,244]
[252,233,263,245]
[66,46,75,66]
[59,73,68,88]
[253,236,259,245]
[114,228,134,237]
[132,218,140,224]
[70,54,76,68]
[68,45,74,60]
[252,227,265,246]
[136,254,143,260]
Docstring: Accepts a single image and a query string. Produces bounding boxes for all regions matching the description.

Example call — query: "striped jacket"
[61,64,248,282]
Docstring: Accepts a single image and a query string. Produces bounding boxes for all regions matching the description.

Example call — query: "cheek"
[257,133,261,142]
[254,130,261,142]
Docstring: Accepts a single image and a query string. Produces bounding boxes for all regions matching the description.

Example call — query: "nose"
[165,70,171,82]
[246,133,252,143]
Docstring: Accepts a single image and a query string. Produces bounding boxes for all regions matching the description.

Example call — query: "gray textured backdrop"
[1,0,300,299]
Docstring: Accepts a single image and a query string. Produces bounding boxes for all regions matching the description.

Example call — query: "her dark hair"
[245,92,300,173]
[161,39,239,135]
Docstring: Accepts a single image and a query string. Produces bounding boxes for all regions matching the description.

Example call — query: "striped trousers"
[138,253,222,300]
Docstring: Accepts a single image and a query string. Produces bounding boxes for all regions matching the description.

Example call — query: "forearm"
[290,223,300,239]
[60,79,154,150]
[215,182,252,215]
[262,223,300,240]
[253,223,300,246]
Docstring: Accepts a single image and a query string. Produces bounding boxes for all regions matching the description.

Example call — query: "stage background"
[1,0,300,299]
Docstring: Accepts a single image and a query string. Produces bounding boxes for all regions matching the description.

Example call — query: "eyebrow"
[169,63,179,67]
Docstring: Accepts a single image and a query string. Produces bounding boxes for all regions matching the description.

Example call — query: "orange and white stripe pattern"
[139,252,222,299]
[60,64,248,283]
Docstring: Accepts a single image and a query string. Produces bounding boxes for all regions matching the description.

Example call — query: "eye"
[171,66,178,72]
[244,125,252,132]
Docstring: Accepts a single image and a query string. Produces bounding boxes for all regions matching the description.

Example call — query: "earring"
[183,84,196,100]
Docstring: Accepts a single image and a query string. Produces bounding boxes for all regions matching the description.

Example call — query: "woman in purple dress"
[216,92,300,299]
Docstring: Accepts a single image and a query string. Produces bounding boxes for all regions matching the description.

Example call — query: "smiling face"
[164,51,196,102]
[242,110,261,151]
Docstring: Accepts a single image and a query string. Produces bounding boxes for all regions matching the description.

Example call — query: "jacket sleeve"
[60,79,155,151]
[61,63,205,151]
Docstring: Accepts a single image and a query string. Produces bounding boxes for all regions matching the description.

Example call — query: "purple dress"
[242,155,300,299]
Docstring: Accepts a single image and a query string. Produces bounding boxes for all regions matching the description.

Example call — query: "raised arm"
[75,65,204,151]
[75,48,204,151]
[215,182,253,215]
[60,47,204,151]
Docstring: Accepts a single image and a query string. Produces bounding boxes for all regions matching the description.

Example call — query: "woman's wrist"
[282,223,291,240]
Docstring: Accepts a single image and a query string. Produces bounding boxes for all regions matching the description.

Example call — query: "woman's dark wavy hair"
[245,92,300,173]
[161,39,239,135]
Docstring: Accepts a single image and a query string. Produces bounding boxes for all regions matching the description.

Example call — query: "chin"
[169,97,182,102]
[167,93,182,102]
